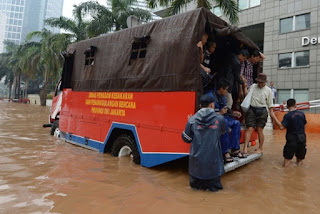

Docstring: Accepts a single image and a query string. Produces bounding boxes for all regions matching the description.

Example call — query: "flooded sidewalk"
[0,102,319,213]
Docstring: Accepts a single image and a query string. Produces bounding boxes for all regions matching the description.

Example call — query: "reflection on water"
[0,102,320,213]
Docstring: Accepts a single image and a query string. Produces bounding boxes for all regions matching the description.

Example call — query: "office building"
[154,0,320,112]
[0,0,64,45]
[217,0,319,112]
[0,11,6,52]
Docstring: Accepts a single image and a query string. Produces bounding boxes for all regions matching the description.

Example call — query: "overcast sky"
[63,0,106,18]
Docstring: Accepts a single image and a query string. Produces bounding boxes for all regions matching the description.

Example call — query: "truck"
[45,8,261,169]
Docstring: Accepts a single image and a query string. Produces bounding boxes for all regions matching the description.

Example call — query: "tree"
[0,54,14,99]
[147,0,239,24]
[109,0,152,31]
[0,41,21,100]
[45,4,89,42]
[78,0,152,34]
[45,1,152,40]
[25,30,71,106]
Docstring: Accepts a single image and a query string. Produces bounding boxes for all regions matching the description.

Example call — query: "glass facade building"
[0,11,6,52]
[0,0,63,47]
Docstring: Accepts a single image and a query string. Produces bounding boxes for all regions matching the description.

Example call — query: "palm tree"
[75,1,113,37]
[0,41,22,100]
[79,1,152,33]
[109,0,152,30]
[18,44,43,99]
[147,0,239,24]
[46,1,152,40]
[45,4,89,42]
[0,52,14,99]
[25,29,72,106]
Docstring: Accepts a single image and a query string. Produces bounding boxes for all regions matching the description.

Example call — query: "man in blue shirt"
[210,81,245,161]
[275,99,307,167]
[182,93,226,191]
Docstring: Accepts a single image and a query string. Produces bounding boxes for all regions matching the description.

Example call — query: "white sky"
[63,0,106,19]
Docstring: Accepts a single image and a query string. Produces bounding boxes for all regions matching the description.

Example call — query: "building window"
[84,46,97,66]
[280,13,310,33]
[278,51,309,68]
[278,89,309,104]
[238,0,260,10]
[129,35,150,65]
[213,6,222,17]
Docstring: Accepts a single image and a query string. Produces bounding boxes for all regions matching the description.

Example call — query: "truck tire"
[111,134,140,164]
[50,120,59,137]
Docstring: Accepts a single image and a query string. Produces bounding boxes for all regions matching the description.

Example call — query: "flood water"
[0,102,319,214]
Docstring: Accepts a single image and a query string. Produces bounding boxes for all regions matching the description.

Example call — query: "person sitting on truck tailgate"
[182,93,226,192]
[210,81,246,161]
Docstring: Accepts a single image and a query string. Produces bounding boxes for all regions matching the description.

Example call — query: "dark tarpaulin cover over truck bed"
[64,8,258,93]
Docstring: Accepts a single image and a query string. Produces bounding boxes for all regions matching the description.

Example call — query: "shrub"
[47,94,53,100]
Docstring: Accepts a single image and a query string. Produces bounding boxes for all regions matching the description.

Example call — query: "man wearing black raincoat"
[182,93,226,191]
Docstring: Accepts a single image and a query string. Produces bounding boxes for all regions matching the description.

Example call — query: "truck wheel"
[50,120,60,137]
[111,134,140,164]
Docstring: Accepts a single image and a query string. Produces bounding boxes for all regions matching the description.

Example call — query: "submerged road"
[0,102,319,213]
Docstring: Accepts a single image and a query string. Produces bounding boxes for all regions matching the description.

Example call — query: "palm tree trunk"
[115,23,120,31]
[17,73,21,99]
[24,79,29,99]
[12,76,17,99]
[39,81,48,106]
[8,79,13,100]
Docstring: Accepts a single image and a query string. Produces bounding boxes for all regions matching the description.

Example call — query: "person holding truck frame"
[182,93,226,192]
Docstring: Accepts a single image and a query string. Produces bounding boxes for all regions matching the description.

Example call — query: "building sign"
[302,36,320,46]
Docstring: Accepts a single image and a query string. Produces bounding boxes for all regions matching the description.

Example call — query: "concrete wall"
[27,94,52,106]
[235,0,320,113]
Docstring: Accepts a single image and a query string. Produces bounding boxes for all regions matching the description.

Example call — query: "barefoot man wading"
[242,73,280,156]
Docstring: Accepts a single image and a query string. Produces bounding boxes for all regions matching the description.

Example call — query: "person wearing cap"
[242,73,281,156]
[211,81,246,162]
[182,93,226,192]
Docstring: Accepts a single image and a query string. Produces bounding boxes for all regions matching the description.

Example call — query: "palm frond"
[147,0,172,8]
[167,0,193,16]
[45,17,78,34]
[214,0,239,24]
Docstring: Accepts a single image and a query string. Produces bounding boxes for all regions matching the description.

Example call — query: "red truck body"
[50,8,259,167]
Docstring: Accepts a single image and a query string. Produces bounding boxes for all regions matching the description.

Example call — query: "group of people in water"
[181,31,307,192]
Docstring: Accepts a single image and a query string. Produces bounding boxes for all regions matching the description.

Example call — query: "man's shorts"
[245,106,268,128]
[283,134,307,160]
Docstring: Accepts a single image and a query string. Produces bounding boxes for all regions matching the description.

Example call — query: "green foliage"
[45,1,152,40]
[0,1,152,103]
[47,93,53,100]
[147,0,239,24]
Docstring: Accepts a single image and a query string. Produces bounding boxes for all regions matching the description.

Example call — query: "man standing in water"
[275,99,307,167]
[242,73,280,156]
[182,94,226,191]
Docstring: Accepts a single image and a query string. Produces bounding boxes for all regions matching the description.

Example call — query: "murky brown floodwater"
[0,102,319,214]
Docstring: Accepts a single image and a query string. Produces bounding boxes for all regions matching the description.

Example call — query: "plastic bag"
[240,85,254,112]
